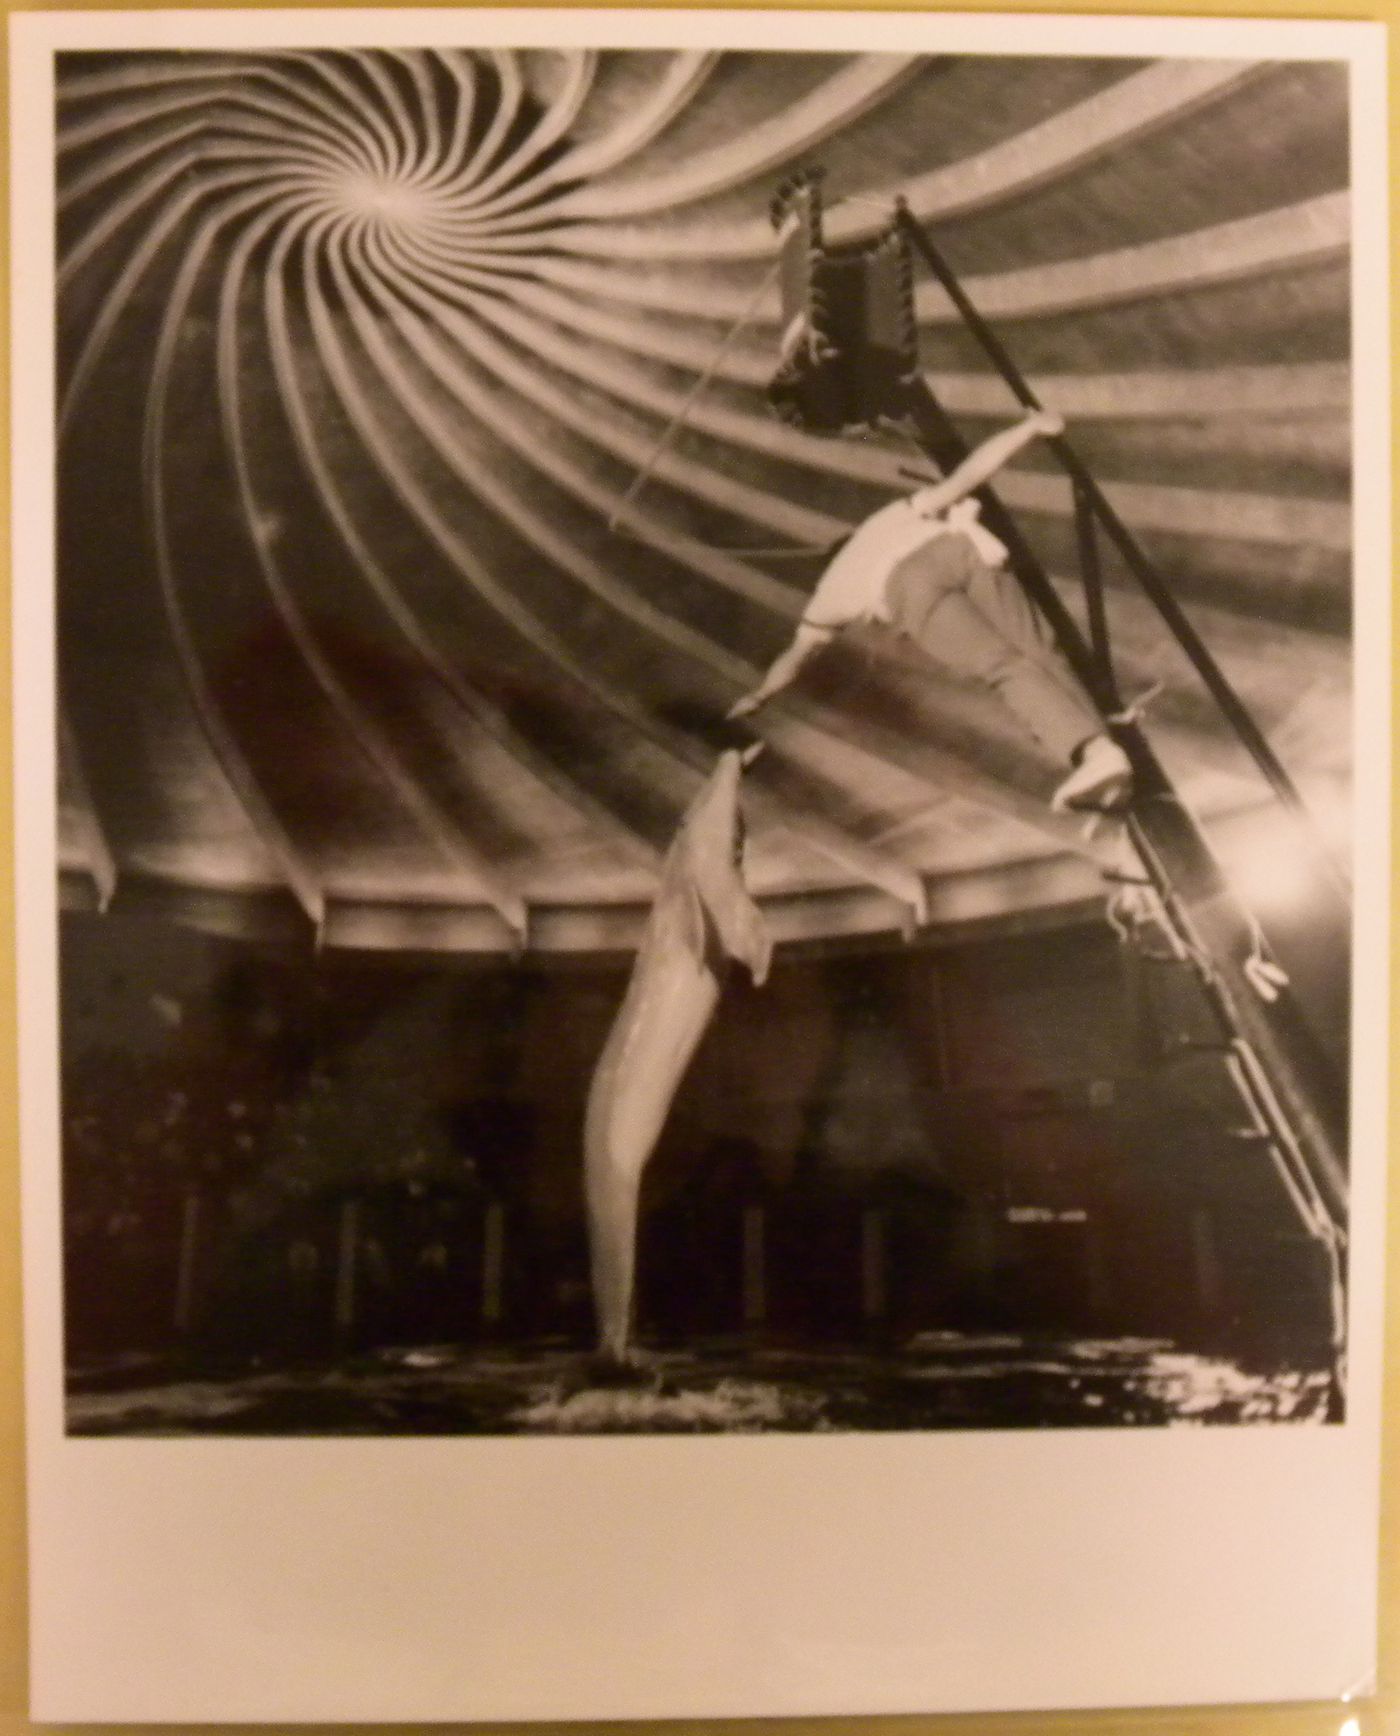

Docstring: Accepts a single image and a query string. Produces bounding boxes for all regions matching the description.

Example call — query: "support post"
[1083,1216,1113,1319]
[481,1200,506,1327]
[173,1189,200,1336]
[1073,479,1118,710]
[860,1207,888,1322]
[1191,1207,1224,1316]
[742,1204,767,1327]
[333,1198,359,1338]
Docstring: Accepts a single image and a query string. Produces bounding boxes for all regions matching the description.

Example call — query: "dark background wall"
[58,906,1332,1367]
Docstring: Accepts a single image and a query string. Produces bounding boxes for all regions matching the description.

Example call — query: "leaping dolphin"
[584,749,771,1367]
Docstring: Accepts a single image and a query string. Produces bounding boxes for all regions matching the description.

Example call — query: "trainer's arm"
[727,622,836,718]
[913,408,1064,515]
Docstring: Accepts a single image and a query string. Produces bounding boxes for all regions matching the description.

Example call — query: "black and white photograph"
[12,6,1390,1720]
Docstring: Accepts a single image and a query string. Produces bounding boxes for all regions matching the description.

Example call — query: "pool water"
[66,1334,1335,1434]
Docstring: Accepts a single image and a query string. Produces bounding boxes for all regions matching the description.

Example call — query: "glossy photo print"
[51,35,1359,1436]
[14,8,1390,1723]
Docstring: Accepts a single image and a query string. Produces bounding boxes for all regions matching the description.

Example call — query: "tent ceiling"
[55,48,1352,953]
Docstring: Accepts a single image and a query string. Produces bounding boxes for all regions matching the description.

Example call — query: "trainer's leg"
[960,560,1133,808]
[964,561,1105,753]
[910,558,1102,764]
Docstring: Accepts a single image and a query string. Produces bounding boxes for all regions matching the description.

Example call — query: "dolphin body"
[584,750,771,1366]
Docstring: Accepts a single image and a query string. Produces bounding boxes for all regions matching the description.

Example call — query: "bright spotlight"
[1211,783,1351,920]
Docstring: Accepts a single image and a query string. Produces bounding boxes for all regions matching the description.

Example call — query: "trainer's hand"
[1027,408,1065,438]
[726,691,764,720]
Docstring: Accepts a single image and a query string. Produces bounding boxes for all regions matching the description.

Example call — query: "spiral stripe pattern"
[55,48,1353,952]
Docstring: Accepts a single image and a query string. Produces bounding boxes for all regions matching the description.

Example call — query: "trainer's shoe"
[1051,735,1133,813]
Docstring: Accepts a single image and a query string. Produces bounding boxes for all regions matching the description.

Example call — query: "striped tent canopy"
[56,47,1352,955]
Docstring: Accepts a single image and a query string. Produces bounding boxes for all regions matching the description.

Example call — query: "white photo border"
[13,11,1391,1720]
